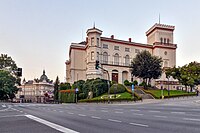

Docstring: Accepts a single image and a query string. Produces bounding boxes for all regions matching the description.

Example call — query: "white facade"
[66,23,178,89]
[16,70,54,103]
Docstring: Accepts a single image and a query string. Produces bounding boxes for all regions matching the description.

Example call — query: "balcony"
[99,60,130,67]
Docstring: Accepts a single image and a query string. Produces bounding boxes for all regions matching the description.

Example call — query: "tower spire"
[93,22,95,28]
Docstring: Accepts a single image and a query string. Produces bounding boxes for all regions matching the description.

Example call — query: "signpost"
[132,84,135,101]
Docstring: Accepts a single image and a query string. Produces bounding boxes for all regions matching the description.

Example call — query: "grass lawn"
[144,89,196,99]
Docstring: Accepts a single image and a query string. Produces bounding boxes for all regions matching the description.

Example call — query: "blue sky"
[0,0,200,82]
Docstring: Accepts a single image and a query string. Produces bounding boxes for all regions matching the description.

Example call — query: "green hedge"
[110,84,126,94]
[59,91,75,103]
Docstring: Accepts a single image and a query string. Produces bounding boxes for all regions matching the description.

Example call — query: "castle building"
[66,23,178,89]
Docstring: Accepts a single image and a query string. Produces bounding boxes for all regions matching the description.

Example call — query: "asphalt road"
[1,96,200,133]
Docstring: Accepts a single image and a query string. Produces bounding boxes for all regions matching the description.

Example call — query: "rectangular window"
[114,46,119,50]
[103,44,108,49]
[91,37,94,46]
[125,48,130,52]
[135,49,140,53]
[97,38,99,47]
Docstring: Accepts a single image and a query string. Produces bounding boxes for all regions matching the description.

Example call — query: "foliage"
[79,78,109,99]
[59,82,71,90]
[165,61,200,92]
[59,91,75,103]
[130,50,162,88]
[124,80,130,86]
[133,80,138,86]
[79,97,139,103]
[0,70,19,100]
[143,89,196,99]
[72,80,85,92]
[0,54,20,100]
[53,76,60,101]
[110,84,126,94]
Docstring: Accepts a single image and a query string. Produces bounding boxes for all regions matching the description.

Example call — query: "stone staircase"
[127,86,155,99]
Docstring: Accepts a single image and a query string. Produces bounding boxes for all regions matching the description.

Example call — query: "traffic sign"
[132,84,134,91]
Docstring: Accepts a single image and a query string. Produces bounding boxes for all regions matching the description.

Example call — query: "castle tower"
[86,26,102,79]
[146,23,177,87]
[146,23,175,45]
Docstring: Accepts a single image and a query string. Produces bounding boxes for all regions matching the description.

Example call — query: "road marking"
[114,109,123,111]
[2,105,6,108]
[132,113,144,116]
[78,114,86,117]
[91,116,101,119]
[129,122,149,127]
[59,111,63,113]
[154,115,167,118]
[68,112,74,115]
[183,118,200,122]
[101,110,108,112]
[115,111,124,114]
[101,108,108,110]
[171,112,185,114]
[130,109,140,112]
[149,110,160,113]
[0,114,25,118]
[25,115,79,133]
[20,111,23,113]
[108,119,122,123]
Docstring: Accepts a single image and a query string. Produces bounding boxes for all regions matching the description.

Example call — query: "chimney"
[129,38,132,42]
[111,35,114,39]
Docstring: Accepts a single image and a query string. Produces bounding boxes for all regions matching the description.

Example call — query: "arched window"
[167,39,170,44]
[103,52,108,64]
[164,38,166,44]
[114,53,119,65]
[91,51,94,60]
[125,55,130,66]
[160,38,163,43]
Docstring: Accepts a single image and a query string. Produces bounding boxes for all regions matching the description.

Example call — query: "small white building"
[16,70,54,103]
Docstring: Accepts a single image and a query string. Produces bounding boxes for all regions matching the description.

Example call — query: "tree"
[53,76,60,101]
[0,54,20,100]
[165,61,200,92]
[130,50,162,88]
[59,82,71,90]
[0,70,19,100]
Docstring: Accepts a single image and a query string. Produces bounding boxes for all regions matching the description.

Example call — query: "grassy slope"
[144,89,196,99]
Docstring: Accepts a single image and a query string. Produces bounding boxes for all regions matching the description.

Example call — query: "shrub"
[110,84,126,94]
[133,80,138,86]
[124,80,130,86]
[139,81,146,87]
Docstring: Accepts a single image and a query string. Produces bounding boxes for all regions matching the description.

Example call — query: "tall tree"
[0,70,19,100]
[54,76,60,101]
[130,50,162,87]
[0,54,20,100]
